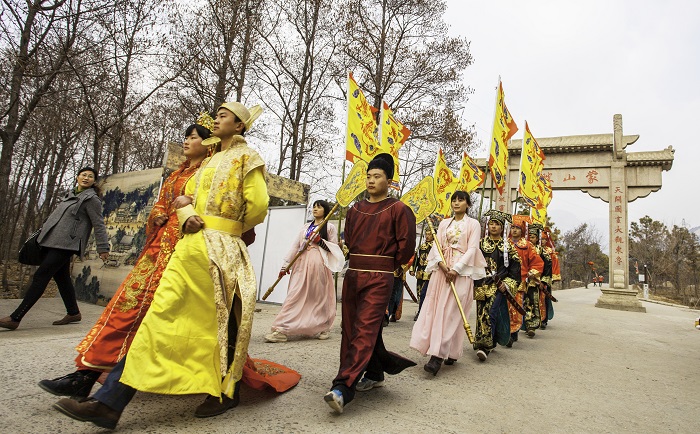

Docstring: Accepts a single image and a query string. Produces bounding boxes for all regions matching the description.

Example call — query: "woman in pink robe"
[410,191,487,376]
[265,200,344,342]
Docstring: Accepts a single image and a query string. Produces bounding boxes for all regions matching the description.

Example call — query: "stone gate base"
[595,287,646,313]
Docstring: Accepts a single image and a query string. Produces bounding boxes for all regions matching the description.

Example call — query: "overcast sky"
[443,0,699,242]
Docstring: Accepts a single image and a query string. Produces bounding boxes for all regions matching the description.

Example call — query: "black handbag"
[18,229,43,265]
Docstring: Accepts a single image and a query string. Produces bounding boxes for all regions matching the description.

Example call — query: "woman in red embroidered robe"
[38,123,209,398]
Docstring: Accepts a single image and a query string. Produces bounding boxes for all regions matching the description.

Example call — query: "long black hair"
[313,199,331,241]
[451,190,472,206]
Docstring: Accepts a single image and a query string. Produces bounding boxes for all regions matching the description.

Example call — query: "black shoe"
[39,371,99,398]
[389,314,396,323]
[506,338,513,348]
[382,315,389,327]
[526,328,536,338]
[194,393,240,418]
[444,358,456,365]
[541,322,547,330]
[53,397,121,430]
[423,356,442,376]
[511,331,519,342]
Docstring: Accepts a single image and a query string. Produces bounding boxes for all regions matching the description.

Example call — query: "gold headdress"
[197,112,215,132]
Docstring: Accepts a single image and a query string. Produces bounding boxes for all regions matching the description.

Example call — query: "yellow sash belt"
[201,215,243,236]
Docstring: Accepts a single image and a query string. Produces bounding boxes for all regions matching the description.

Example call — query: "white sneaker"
[356,377,385,392]
[264,330,287,343]
[476,350,488,361]
[324,390,344,414]
[317,331,330,340]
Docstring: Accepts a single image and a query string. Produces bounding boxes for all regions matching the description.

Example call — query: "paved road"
[1,287,698,433]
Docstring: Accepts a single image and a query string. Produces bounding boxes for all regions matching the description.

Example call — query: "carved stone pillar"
[595,115,645,312]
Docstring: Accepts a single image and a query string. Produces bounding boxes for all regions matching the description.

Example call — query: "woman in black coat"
[0,167,110,330]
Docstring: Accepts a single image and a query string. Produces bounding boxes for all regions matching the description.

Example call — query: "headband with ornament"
[529,223,544,237]
[484,209,512,226]
[484,209,512,267]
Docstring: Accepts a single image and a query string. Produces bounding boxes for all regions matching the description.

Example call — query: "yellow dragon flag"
[346,72,379,164]
[433,148,459,217]
[400,176,437,224]
[531,205,547,226]
[518,121,546,207]
[379,101,410,190]
[488,80,518,194]
[336,160,368,207]
[457,151,486,193]
[538,174,553,208]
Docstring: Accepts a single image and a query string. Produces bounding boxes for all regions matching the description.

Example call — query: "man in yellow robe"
[53,102,269,430]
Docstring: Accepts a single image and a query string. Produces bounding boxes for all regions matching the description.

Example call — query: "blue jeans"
[388,278,403,316]
[93,358,136,412]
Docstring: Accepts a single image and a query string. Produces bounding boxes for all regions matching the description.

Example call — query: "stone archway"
[479,114,675,312]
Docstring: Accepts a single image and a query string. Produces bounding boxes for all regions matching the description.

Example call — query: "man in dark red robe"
[324,153,416,414]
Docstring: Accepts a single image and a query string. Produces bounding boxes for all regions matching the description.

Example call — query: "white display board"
[248,205,307,303]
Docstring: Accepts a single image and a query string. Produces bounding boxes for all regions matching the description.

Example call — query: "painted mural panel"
[72,168,163,304]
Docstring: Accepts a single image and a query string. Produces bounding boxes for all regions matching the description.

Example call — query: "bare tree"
[335,0,477,193]
[630,216,700,305]
[254,0,338,180]
[559,223,608,288]
[67,0,184,174]
[0,0,115,276]
[170,0,263,114]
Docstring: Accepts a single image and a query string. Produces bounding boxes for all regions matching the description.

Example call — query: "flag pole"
[487,76,501,213]
[335,71,353,296]
[513,120,526,215]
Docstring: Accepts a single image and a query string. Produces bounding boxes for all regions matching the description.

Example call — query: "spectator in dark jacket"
[0,167,110,330]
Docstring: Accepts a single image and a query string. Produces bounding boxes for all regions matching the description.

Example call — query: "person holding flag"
[410,230,434,320]
[325,153,416,414]
[529,224,554,330]
[542,228,561,286]
[409,191,487,376]
[472,210,521,361]
[509,215,544,344]
[265,199,345,343]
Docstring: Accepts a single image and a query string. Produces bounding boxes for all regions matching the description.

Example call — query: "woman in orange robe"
[37,123,210,397]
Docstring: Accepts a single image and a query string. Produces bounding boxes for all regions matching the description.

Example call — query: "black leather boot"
[39,370,100,398]
[423,356,442,376]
